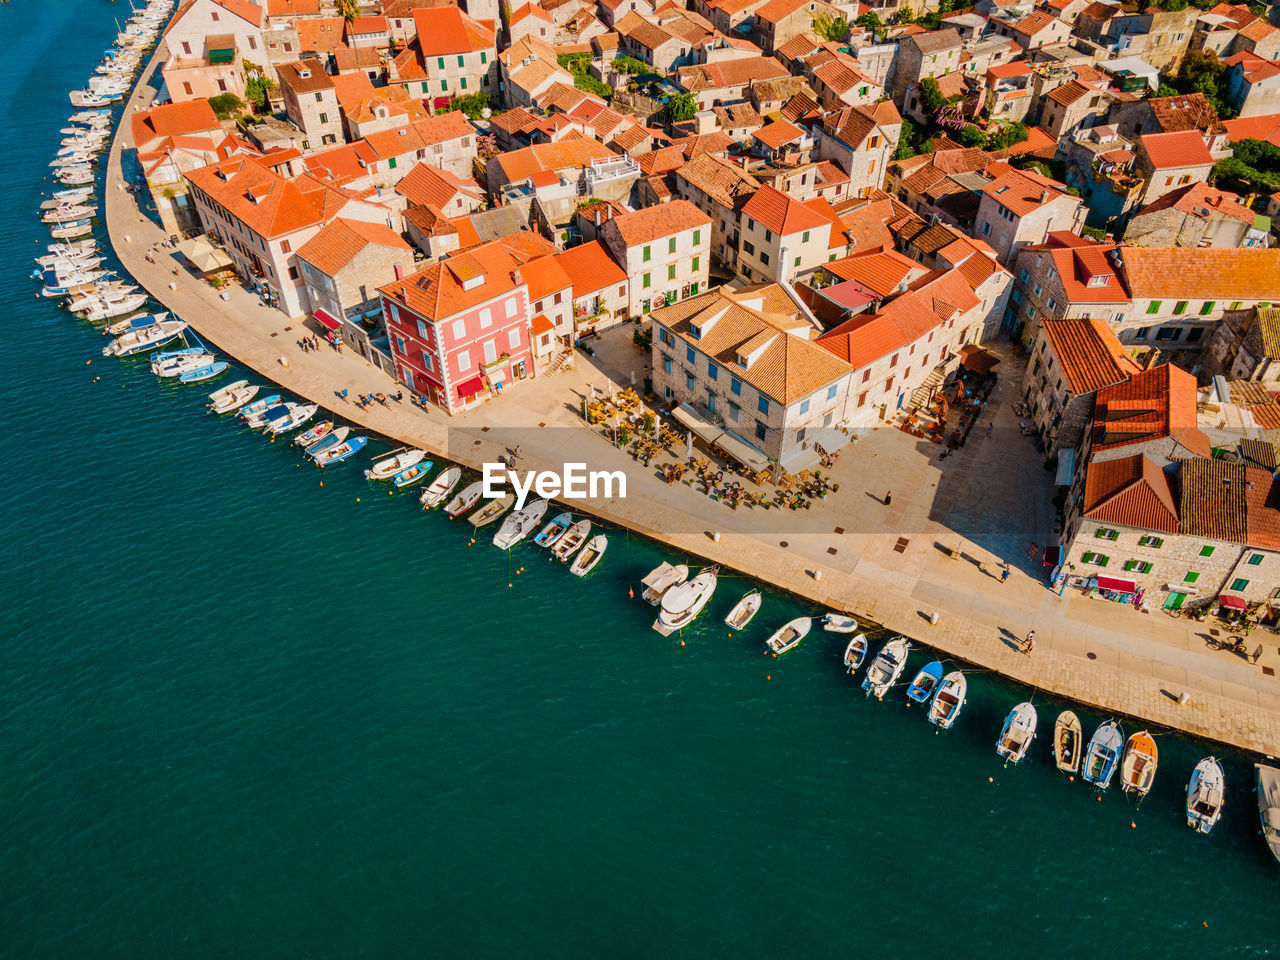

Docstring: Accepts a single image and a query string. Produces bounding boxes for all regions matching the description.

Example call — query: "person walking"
[986,422,993,437]
[1023,630,1035,654]
[1001,566,1011,584]
[884,490,892,506]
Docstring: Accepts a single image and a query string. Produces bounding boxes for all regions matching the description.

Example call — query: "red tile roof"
[1138,130,1213,169]
[412,6,495,56]
[1179,458,1247,543]
[296,17,347,53]
[1092,364,1208,456]
[520,254,573,301]
[187,157,360,238]
[742,183,830,236]
[381,239,532,321]
[130,99,220,153]
[1245,467,1280,550]
[1118,247,1280,300]
[1223,112,1280,148]
[602,199,711,247]
[752,118,805,149]
[981,164,1073,217]
[268,0,319,14]
[1082,454,1178,533]
[295,217,410,275]
[493,139,617,182]
[554,239,627,296]
[394,162,482,207]
[1041,318,1141,395]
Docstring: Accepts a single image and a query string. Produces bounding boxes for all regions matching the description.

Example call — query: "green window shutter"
[458,55,465,67]
[437,57,445,69]
[1185,571,1200,583]
[668,264,676,280]
[1123,560,1136,572]
[1200,301,1215,315]
[441,79,448,91]
[691,256,700,271]
[1146,300,1160,314]
[460,77,467,90]
[643,272,651,288]
[693,229,700,245]
[1199,545,1214,557]
[643,245,651,262]
[669,237,676,254]
[1230,578,1249,592]
[1139,562,1152,574]
[1173,300,1188,315]
[1248,553,1264,565]
[480,51,487,64]
[389,156,397,169]
[802,230,810,242]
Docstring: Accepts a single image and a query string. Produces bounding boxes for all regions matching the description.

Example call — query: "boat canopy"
[313,308,341,333]
[641,562,676,588]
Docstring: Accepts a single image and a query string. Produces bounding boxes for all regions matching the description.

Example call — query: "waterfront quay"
[105,48,1279,758]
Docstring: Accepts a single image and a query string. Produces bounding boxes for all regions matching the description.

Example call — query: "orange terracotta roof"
[1041,318,1141,395]
[412,6,495,56]
[1082,454,1178,533]
[826,250,922,297]
[553,239,627,296]
[493,139,617,182]
[330,71,378,111]
[1092,364,1208,457]
[1118,247,1280,300]
[268,0,319,14]
[1223,112,1280,148]
[130,100,220,152]
[752,118,804,149]
[519,254,573,301]
[742,183,830,236]
[381,239,531,321]
[301,140,379,185]
[296,17,347,53]
[394,162,482,207]
[186,157,357,238]
[1245,467,1280,551]
[295,217,410,275]
[1179,458,1247,543]
[981,165,1072,217]
[1139,130,1213,169]
[602,199,710,247]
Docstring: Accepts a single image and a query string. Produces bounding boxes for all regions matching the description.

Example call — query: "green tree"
[812,11,848,42]
[987,120,1028,150]
[668,92,698,122]
[854,10,883,31]
[612,55,646,75]
[443,92,491,120]
[335,0,359,25]
[208,93,244,119]
[574,73,612,99]
[957,124,986,147]
[918,76,946,113]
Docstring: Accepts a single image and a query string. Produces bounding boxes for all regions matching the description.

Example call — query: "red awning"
[456,375,485,398]
[313,308,341,332]
[1096,576,1137,593]
[1219,595,1247,611]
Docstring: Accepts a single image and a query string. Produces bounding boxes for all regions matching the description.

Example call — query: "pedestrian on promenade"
[1023,630,1035,654]
[884,490,892,506]
[986,422,993,437]
[341,389,349,401]
[513,444,523,460]
[1028,541,1038,560]
[395,391,404,403]
[1001,566,1010,583]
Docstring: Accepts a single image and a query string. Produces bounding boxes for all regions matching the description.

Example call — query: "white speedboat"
[1256,763,1280,866]
[419,466,461,508]
[151,350,214,378]
[103,318,188,356]
[1186,757,1224,834]
[653,566,718,636]
[765,616,811,655]
[569,534,607,576]
[69,288,142,316]
[365,448,426,481]
[552,518,591,560]
[1120,731,1159,798]
[823,613,861,633]
[996,702,1037,765]
[724,590,761,630]
[861,637,910,700]
[444,480,484,518]
[79,293,148,321]
[266,402,318,434]
[207,380,254,413]
[245,402,291,430]
[493,499,548,550]
[842,633,867,673]
[1082,721,1124,790]
[641,562,688,605]
[927,671,966,730]
[103,310,166,334]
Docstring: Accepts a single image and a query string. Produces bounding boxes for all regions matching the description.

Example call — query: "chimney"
[1040,189,1050,203]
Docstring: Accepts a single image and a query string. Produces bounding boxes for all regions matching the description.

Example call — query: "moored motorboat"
[569,534,607,576]
[906,660,943,705]
[724,591,762,630]
[393,460,432,488]
[641,561,688,605]
[823,613,861,633]
[266,402,318,434]
[468,494,514,528]
[419,466,461,509]
[178,359,228,384]
[315,435,368,466]
[1054,711,1083,776]
[244,402,290,430]
[534,511,573,547]
[206,379,249,407]
[653,566,718,635]
[1082,721,1124,790]
[238,395,282,423]
[1256,763,1280,866]
[305,426,350,458]
[1186,757,1225,834]
[493,499,548,550]
[1120,730,1158,798]
[103,319,189,357]
[293,420,333,446]
[861,637,910,700]
[209,383,259,414]
[996,702,1037,765]
[78,293,148,321]
[843,633,867,673]
[765,616,811,655]
[927,672,966,729]
[552,518,591,560]
[366,448,426,481]
[151,350,214,378]
[105,310,167,335]
[445,480,484,518]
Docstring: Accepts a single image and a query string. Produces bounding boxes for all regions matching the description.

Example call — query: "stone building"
[1204,307,1280,387]
[598,200,712,316]
[973,164,1085,267]
[277,59,344,150]
[890,29,962,111]
[1122,181,1270,249]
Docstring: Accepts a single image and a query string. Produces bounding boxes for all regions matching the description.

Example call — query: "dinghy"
[534,511,573,547]
[906,660,943,705]
[996,702,1037,765]
[1186,757,1225,834]
[366,449,426,481]
[445,481,484,518]
[641,562,688,605]
[843,634,868,673]
[305,427,349,458]
[724,591,761,630]
[103,319,188,357]
[315,435,368,466]
[823,613,860,633]
[1256,763,1280,866]
[468,494,514,528]
[552,519,591,560]
[927,672,966,730]
[206,379,249,409]
[419,466,461,509]
[238,395,282,423]
[493,499,548,550]
[765,617,811,656]
[266,402,318,434]
[569,534,607,577]
[862,637,910,700]
[393,460,432,488]
[1054,711,1083,775]
[653,566,718,636]
[179,359,228,384]
[1120,730,1158,798]
[293,420,334,446]
[1082,721,1124,790]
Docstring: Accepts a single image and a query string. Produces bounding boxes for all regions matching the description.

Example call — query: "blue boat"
[906,660,944,705]
[1082,720,1124,790]
[249,403,291,430]
[179,360,228,383]
[316,435,368,467]
[149,345,206,364]
[534,511,573,547]
[392,460,433,488]
[237,395,281,422]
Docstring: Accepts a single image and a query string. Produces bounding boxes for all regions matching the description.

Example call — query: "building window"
[691,256,700,272]
[730,377,741,396]
[1095,527,1119,540]
[981,222,991,236]
[1199,545,1214,557]
[643,245,651,261]
[1173,300,1188,315]
[1231,578,1250,592]
[506,299,517,317]
[743,240,755,255]
[760,251,769,266]
[508,328,521,350]
[287,266,298,280]
[1123,560,1153,574]
[417,320,428,339]
[757,395,769,414]
[728,401,739,421]
[693,229,701,245]
[1185,571,1200,583]
[479,308,492,328]
[395,335,406,354]
[668,264,676,281]
[827,384,837,400]
[1082,552,1109,566]
[423,351,434,371]
[686,373,697,391]
[1146,301,1160,314]
[1200,301,1215,315]
[457,349,470,371]
[663,357,672,375]
[755,421,767,442]
[319,112,328,124]
[452,318,466,340]
[669,237,677,254]
[708,362,718,380]
[1248,553,1264,565]
[437,57,445,69]
[799,399,810,415]
[1138,536,1163,548]
[643,272,651,288]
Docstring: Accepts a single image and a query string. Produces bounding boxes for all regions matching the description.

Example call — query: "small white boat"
[206,380,248,406]
[1054,711,1083,775]
[823,613,861,633]
[266,402,318,434]
[294,420,333,446]
[927,672,966,729]
[305,426,349,458]
[103,318,188,356]
[861,637,909,700]
[493,499,548,550]
[1120,731,1158,798]
[419,466,461,508]
[100,306,161,333]
[151,350,214,378]
[209,382,259,414]
[79,293,148,321]
[996,702,1037,765]
[1256,763,1280,866]
[654,566,718,636]
[641,562,688,605]
[445,480,484,518]
[244,402,290,429]
[724,590,761,630]
[1186,757,1225,834]
[569,534,607,576]
[552,519,591,560]
[41,204,96,223]
[842,633,867,673]
[1082,721,1124,790]
[765,617,811,655]
[365,448,426,481]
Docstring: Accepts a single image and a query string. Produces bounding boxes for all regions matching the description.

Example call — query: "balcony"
[585,157,639,184]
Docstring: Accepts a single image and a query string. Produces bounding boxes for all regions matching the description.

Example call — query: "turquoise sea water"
[1,3,1276,956]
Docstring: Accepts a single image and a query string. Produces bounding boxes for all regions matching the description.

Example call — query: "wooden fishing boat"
[641,562,688,605]
[293,420,334,447]
[823,613,861,633]
[862,637,910,700]
[206,379,248,408]
[996,702,1037,765]
[765,617,811,655]
[366,448,426,481]
[1120,730,1158,798]
[905,660,943,705]
[419,466,461,509]
[1186,757,1225,834]
[927,672,966,730]
[1082,721,1124,790]
[493,499,548,550]
[445,480,484,518]
[315,435,368,466]
[843,633,868,673]
[552,519,591,560]
[653,566,718,636]
[210,382,258,413]
[468,494,513,528]
[393,460,432,488]
[305,427,349,458]
[1256,763,1280,866]
[534,511,573,547]
[1054,711,1083,775]
[724,591,761,630]
[569,534,607,577]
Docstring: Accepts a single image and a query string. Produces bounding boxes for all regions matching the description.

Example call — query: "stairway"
[908,367,946,411]
[542,347,575,378]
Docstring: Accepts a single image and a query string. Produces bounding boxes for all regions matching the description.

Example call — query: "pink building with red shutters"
[379,239,539,413]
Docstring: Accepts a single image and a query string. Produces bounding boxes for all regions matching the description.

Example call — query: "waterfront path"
[104,49,1280,756]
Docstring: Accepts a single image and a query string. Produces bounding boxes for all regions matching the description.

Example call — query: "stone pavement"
[102,46,1280,756]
